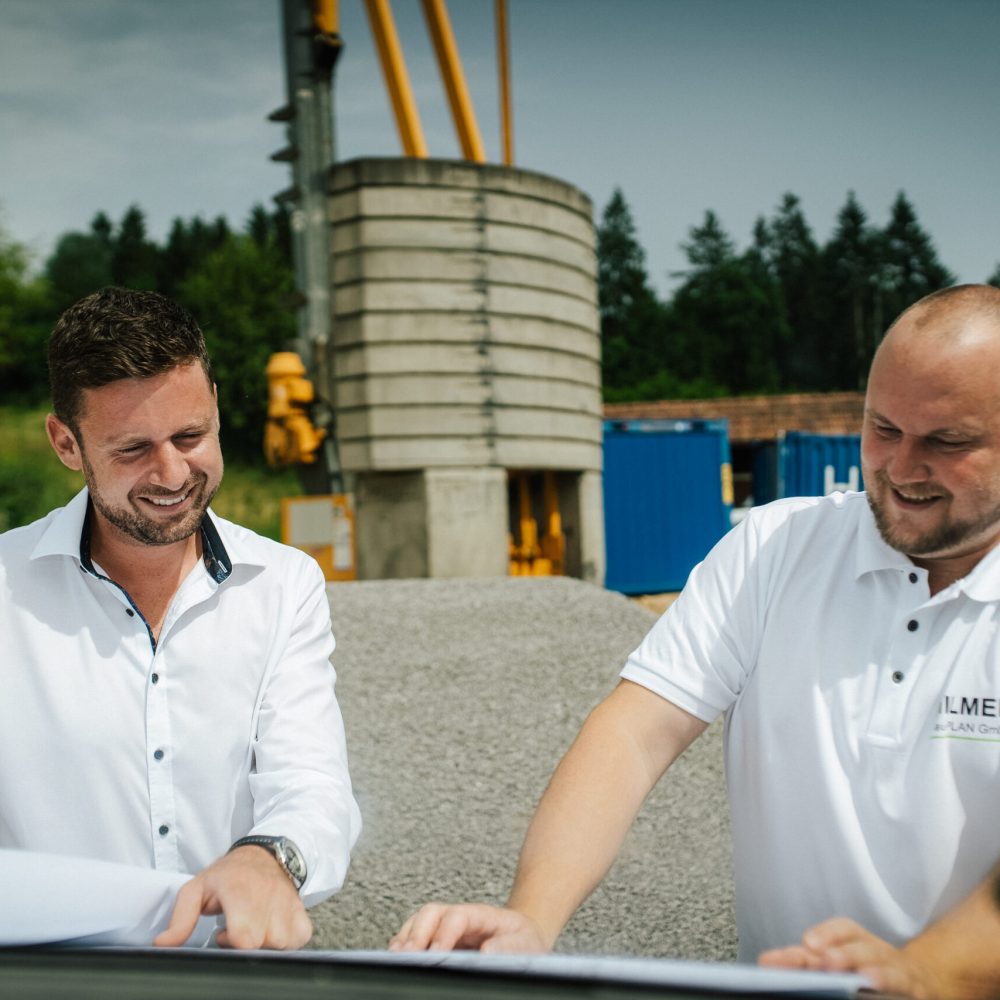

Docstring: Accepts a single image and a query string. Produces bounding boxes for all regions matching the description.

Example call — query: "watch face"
[278,837,306,889]
[280,839,307,884]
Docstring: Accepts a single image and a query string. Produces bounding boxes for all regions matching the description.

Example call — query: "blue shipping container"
[603,420,733,595]
[779,431,863,498]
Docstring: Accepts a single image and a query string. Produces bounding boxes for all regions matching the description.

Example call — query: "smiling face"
[862,302,1000,574]
[46,362,224,549]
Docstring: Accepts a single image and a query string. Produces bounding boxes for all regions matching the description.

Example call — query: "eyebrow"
[104,421,212,449]
[865,408,982,439]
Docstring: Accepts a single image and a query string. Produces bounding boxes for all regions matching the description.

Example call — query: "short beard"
[81,454,218,547]
[867,482,1000,557]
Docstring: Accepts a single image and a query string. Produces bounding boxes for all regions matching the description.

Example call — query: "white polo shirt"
[0,489,361,906]
[621,491,1000,961]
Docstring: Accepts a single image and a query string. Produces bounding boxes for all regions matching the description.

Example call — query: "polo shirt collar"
[29,487,241,583]
[852,493,1000,602]
[853,497,914,580]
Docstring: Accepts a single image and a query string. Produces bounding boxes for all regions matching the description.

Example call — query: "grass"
[0,405,301,540]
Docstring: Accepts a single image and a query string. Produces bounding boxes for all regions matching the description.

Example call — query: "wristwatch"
[229,835,307,891]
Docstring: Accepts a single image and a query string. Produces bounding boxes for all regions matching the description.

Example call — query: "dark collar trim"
[77,503,232,585]
[201,513,233,584]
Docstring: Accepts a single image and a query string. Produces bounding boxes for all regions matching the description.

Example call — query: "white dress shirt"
[0,488,361,906]
[622,491,1000,959]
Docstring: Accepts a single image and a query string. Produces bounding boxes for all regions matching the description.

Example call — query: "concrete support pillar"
[356,467,508,579]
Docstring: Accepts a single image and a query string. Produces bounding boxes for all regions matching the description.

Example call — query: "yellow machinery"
[508,471,565,577]
[264,352,327,467]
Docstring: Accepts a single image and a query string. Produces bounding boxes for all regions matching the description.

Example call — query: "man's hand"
[759,918,941,999]
[154,845,312,949]
[389,903,549,953]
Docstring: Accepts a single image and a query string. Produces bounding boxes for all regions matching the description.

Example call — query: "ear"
[45,414,84,472]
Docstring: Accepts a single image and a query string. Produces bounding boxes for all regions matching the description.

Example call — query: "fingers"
[154,879,210,948]
[156,850,313,950]
[759,918,895,976]
[389,903,545,953]
[758,945,825,970]
[216,908,312,951]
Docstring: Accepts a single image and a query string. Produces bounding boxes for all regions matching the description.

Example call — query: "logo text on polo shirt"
[933,695,1000,739]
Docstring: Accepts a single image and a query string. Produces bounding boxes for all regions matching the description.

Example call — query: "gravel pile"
[310,576,736,960]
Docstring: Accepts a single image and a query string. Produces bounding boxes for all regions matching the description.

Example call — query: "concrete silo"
[324,156,604,583]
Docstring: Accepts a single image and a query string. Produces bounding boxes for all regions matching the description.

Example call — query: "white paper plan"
[0,848,215,946]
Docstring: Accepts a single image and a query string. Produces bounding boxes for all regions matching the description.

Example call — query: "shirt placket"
[866,572,943,745]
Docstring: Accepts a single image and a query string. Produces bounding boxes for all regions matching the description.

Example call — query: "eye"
[931,438,971,452]
[872,422,900,440]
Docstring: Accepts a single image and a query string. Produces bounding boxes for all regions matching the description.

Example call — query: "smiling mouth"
[891,487,943,507]
[140,490,192,508]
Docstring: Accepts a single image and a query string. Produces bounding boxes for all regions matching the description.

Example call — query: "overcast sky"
[2,0,998,297]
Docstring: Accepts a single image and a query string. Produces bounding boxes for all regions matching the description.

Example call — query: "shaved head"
[862,284,1000,588]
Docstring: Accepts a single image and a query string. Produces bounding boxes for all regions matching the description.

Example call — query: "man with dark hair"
[391,284,1000,993]
[0,287,360,949]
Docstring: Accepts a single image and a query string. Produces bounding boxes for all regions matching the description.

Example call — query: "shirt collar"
[852,493,1000,602]
[853,495,915,581]
[30,487,238,583]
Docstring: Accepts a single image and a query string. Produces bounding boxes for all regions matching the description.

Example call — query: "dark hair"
[48,286,213,430]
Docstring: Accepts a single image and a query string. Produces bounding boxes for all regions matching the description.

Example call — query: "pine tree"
[671,211,788,394]
[876,192,955,334]
[821,192,877,389]
[595,188,666,389]
[111,205,160,290]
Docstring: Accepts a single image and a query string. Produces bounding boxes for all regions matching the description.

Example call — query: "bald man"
[391,284,1000,984]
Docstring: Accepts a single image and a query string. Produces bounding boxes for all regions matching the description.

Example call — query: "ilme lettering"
[938,695,998,718]
[934,694,1000,739]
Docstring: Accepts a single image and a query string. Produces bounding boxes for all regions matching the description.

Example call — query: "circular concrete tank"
[325,157,604,582]
[327,157,601,472]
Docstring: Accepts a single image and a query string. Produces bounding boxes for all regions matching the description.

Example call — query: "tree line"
[0,204,296,460]
[2,190,998,460]
[599,189,1000,400]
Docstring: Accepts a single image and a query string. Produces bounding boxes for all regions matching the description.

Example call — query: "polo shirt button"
[892,670,905,683]
[907,619,919,632]
[126,608,135,617]
[908,572,918,583]
[154,749,164,761]
[158,825,169,836]
[151,673,159,684]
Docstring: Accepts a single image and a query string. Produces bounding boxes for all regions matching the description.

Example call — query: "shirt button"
[907,619,919,632]
[908,572,918,584]
[151,673,159,685]
[126,608,135,617]
[154,749,164,761]
[158,825,169,836]
[892,670,905,683]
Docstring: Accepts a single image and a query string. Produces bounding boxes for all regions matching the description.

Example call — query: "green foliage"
[178,233,297,461]
[0,406,300,538]
[596,189,670,389]
[597,187,965,401]
[989,263,1000,288]
[0,223,52,403]
[0,407,81,533]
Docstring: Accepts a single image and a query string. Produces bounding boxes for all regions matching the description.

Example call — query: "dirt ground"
[630,591,680,616]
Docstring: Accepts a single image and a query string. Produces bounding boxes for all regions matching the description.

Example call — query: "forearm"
[901,863,1000,1000]
[505,681,706,947]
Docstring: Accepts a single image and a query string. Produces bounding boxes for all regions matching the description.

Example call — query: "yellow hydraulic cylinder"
[313,0,338,34]
[264,352,327,466]
[495,0,514,165]
[420,0,486,162]
[364,0,428,158]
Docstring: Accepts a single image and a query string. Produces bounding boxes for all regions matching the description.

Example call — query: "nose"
[885,435,930,484]
[148,442,190,491]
